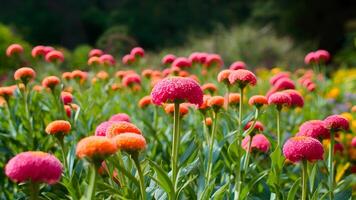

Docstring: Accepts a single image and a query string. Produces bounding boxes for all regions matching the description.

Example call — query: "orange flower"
[0,86,15,98]
[6,44,23,57]
[71,70,87,81]
[113,133,146,152]
[249,95,268,108]
[42,76,60,89]
[0,97,6,107]
[88,56,102,66]
[14,67,36,84]
[228,93,241,105]
[45,120,71,135]
[199,95,211,111]
[164,103,189,116]
[142,69,154,78]
[201,83,217,94]
[76,136,117,160]
[207,96,225,110]
[178,70,190,77]
[106,122,142,138]
[33,85,43,92]
[62,72,72,80]
[111,83,121,91]
[138,96,152,108]
[351,105,356,113]
[217,70,232,84]
[204,117,212,126]
[96,71,109,80]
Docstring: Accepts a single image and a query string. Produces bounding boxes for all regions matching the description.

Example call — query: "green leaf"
[211,182,229,199]
[287,178,301,200]
[148,160,174,197]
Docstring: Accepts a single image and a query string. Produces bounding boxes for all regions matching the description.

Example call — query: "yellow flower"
[341,112,353,122]
[326,87,340,99]
[271,67,282,74]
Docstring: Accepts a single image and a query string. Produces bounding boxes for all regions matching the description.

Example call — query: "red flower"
[130,47,145,58]
[31,45,46,58]
[268,91,292,108]
[162,54,176,65]
[171,57,191,68]
[229,61,246,70]
[242,134,270,153]
[89,49,103,57]
[6,44,23,57]
[228,69,257,88]
[283,89,304,108]
[45,50,64,62]
[296,120,329,140]
[122,54,135,65]
[324,115,349,131]
[100,54,116,65]
[283,136,324,163]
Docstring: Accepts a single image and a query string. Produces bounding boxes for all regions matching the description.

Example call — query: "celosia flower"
[201,83,218,94]
[61,91,73,105]
[207,96,225,111]
[324,115,349,131]
[162,54,176,65]
[89,49,103,57]
[188,52,201,64]
[96,71,109,80]
[304,52,317,65]
[351,137,356,147]
[151,77,203,106]
[100,54,116,65]
[228,69,257,88]
[283,89,304,108]
[45,50,64,62]
[198,53,208,63]
[113,133,146,152]
[106,121,141,138]
[95,121,114,137]
[296,120,329,140]
[244,121,264,132]
[164,103,189,116]
[14,67,36,84]
[333,142,344,154]
[71,70,87,81]
[269,72,290,85]
[109,113,131,122]
[76,136,117,161]
[204,117,212,126]
[45,120,71,135]
[171,57,191,68]
[229,61,246,70]
[283,136,324,163]
[142,69,154,78]
[88,56,102,66]
[199,95,211,111]
[217,69,232,84]
[130,47,145,58]
[42,76,60,89]
[248,95,268,108]
[274,78,295,90]
[31,45,46,58]
[122,54,135,65]
[122,74,141,87]
[242,134,270,153]
[5,151,62,184]
[43,46,54,54]
[6,44,23,57]
[62,72,72,80]
[64,104,79,118]
[228,93,241,106]
[268,91,292,109]
[315,49,330,63]
[204,54,223,68]
[138,96,152,108]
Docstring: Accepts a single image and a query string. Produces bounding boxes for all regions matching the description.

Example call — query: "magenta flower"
[244,121,265,132]
[268,91,292,108]
[151,77,203,106]
[130,47,145,58]
[274,78,295,90]
[229,61,246,70]
[242,134,270,153]
[315,49,330,63]
[122,74,141,87]
[95,121,114,136]
[5,151,62,184]
[89,49,103,57]
[296,120,329,139]
[283,136,324,163]
[351,137,356,147]
[269,72,290,85]
[162,54,176,65]
[284,89,304,108]
[109,113,131,123]
[228,69,257,88]
[304,52,317,65]
[324,115,349,132]
[172,57,191,68]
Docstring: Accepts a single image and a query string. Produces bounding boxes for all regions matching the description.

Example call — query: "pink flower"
[61,92,73,105]
[188,52,201,63]
[100,54,116,65]
[95,121,114,136]
[198,52,208,63]
[31,45,46,58]
[296,120,329,139]
[130,47,145,58]
[109,113,131,123]
[283,136,324,163]
[242,134,270,153]
[269,72,290,85]
[229,61,246,70]
[89,49,103,57]
[151,77,203,106]
[228,69,257,88]
[351,137,356,147]
[283,89,304,108]
[304,52,317,64]
[268,91,292,108]
[6,44,23,57]
[5,151,62,184]
[162,54,176,65]
[315,49,330,63]
[45,50,64,62]
[334,142,344,154]
[204,54,223,68]
[217,69,232,84]
[122,54,135,65]
[274,78,295,90]
[171,57,191,68]
[324,115,349,131]
[122,74,141,87]
[244,121,265,132]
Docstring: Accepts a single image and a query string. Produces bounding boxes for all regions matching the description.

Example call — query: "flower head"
[283,136,324,163]
[315,49,330,63]
[164,103,189,116]
[248,95,268,108]
[217,69,232,84]
[172,57,191,68]
[201,83,218,94]
[95,121,114,137]
[229,61,246,70]
[351,137,356,147]
[89,49,103,57]
[109,113,131,123]
[304,52,317,65]
[130,47,145,58]
[88,56,102,66]
[207,96,225,111]
[324,115,349,131]
[268,91,292,109]
[274,78,295,90]
[270,72,290,85]
[122,74,141,87]
[113,133,146,152]
[228,93,241,106]
[31,45,46,58]
[42,76,61,89]
[204,54,223,68]
[5,151,62,184]
[284,89,304,108]
[100,54,116,65]
[296,120,329,140]
[138,96,152,108]
[151,77,203,106]
[14,67,36,84]
[242,134,270,153]
[6,44,23,57]
[76,136,117,161]
[61,91,73,105]
[106,121,141,138]
[45,50,64,62]
[45,120,71,135]
[162,54,176,65]
[188,52,201,64]
[244,121,264,132]
[228,69,257,88]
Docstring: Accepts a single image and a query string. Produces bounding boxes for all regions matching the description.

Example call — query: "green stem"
[243,135,253,171]
[153,106,158,131]
[171,101,181,199]
[58,138,68,174]
[328,131,335,200]
[132,153,146,200]
[206,111,218,184]
[87,164,98,200]
[29,182,39,200]
[235,87,244,199]
[302,160,308,200]
[276,109,281,147]
[225,86,230,111]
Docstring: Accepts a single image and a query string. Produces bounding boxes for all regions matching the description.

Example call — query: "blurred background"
[0,0,356,73]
